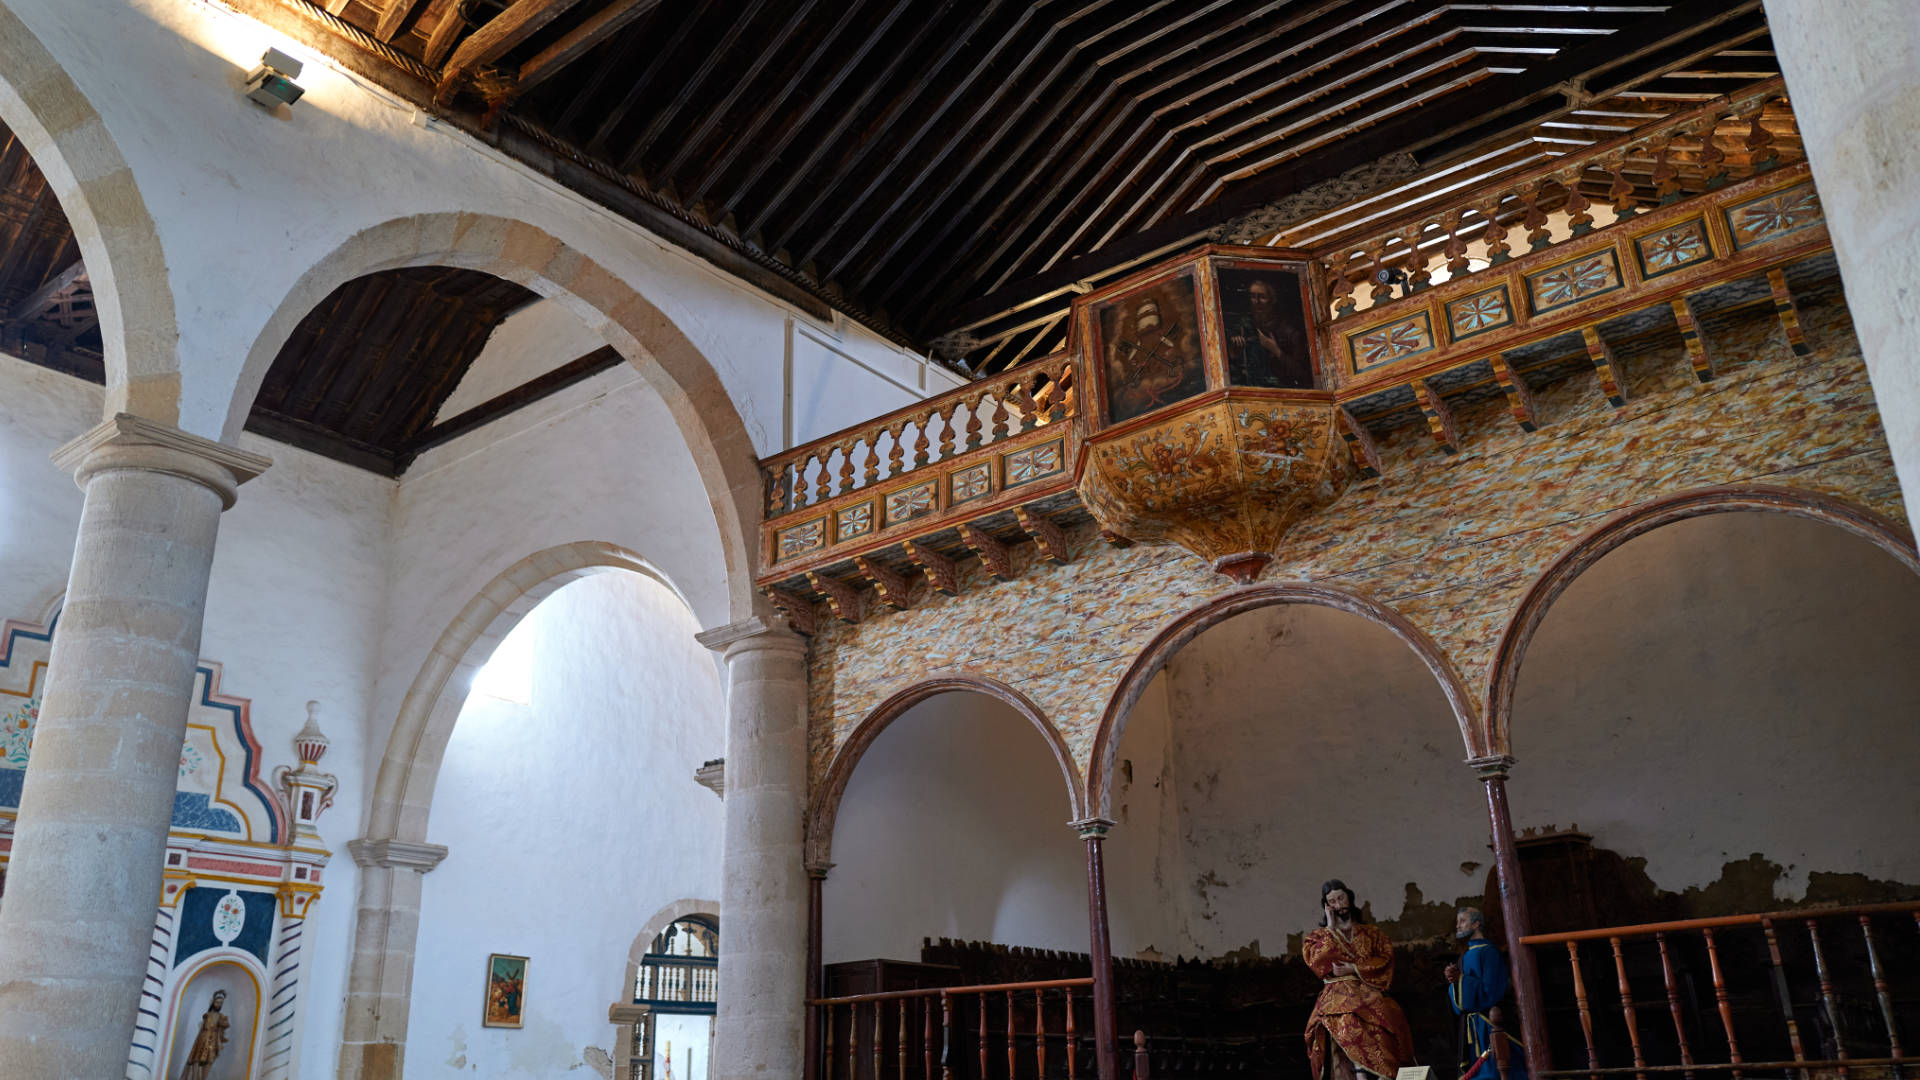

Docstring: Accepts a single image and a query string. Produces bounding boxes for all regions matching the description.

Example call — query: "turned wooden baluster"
[850,1002,861,1080]
[1611,936,1648,1080]
[873,999,883,1080]
[964,391,987,451]
[979,990,990,1079]
[1567,941,1602,1080]
[1521,185,1552,251]
[1399,227,1430,290]
[885,421,907,479]
[1134,1031,1151,1080]
[1367,239,1395,298]
[826,1002,837,1080]
[1860,916,1906,1077]
[899,998,910,1080]
[1065,988,1078,1080]
[1006,991,1017,1079]
[1606,156,1640,220]
[1703,928,1744,1077]
[1745,105,1778,170]
[936,402,957,462]
[1698,119,1730,187]
[1443,210,1472,279]
[941,992,955,1080]
[1651,144,1681,204]
[1807,919,1849,1074]
[1563,173,1595,234]
[766,465,787,516]
[1059,362,1077,418]
[811,450,833,505]
[1656,932,1696,1079]
[1488,196,1523,262]
[1761,918,1810,1072]
[924,997,935,1080]
[989,390,1011,443]
[1033,989,1048,1079]
[912,414,932,469]
[1328,256,1360,317]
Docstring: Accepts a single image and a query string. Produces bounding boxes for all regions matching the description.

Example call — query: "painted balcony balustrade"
[756,77,1833,626]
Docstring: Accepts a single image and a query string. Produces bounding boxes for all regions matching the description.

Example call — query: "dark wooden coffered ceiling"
[244,0,1777,371]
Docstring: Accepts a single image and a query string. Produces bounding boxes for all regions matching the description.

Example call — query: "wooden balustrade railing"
[812,977,1094,1080]
[763,351,1077,517]
[1312,77,1796,322]
[1524,901,1920,1080]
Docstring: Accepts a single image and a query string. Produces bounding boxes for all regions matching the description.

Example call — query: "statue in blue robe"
[1447,907,1527,1080]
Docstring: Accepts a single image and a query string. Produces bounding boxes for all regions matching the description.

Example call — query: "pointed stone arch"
[0,2,179,422]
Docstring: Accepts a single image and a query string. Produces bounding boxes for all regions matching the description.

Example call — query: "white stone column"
[1764,0,1920,507]
[0,414,268,1080]
[696,616,809,1080]
[337,838,449,1080]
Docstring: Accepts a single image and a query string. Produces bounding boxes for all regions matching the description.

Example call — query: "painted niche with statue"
[1075,246,1353,583]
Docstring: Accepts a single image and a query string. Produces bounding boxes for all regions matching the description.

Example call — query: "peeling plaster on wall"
[808,287,1905,801]
[1510,511,1920,900]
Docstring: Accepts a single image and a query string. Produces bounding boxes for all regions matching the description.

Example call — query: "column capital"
[1468,754,1516,780]
[52,413,271,510]
[347,837,449,873]
[1071,817,1116,840]
[696,614,807,658]
[806,860,835,880]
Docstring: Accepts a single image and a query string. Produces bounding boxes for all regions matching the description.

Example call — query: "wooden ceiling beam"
[375,0,428,41]
[652,0,822,184]
[423,0,476,69]
[515,0,664,95]
[4,257,84,323]
[710,0,914,222]
[933,0,1765,338]
[738,0,962,242]
[678,0,873,209]
[439,0,591,95]
[617,0,778,176]
[794,0,1035,267]
[584,4,709,154]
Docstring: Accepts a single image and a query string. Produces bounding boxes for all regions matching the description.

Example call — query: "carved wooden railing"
[1312,78,1796,322]
[759,351,1080,582]
[812,976,1095,1080]
[1524,901,1920,1079]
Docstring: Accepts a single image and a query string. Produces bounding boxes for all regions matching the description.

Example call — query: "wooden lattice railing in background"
[1312,77,1797,321]
[813,977,1095,1080]
[764,352,1077,518]
[1525,901,1920,1079]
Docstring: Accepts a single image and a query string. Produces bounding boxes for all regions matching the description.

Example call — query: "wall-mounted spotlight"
[244,48,305,110]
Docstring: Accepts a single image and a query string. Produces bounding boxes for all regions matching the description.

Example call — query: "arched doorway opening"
[1092,588,1486,1077]
[406,567,726,1078]
[1501,505,1920,1076]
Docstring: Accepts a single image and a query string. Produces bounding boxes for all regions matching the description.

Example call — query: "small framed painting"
[483,953,528,1029]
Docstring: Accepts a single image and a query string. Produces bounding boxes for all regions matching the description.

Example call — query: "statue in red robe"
[1303,880,1416,1080]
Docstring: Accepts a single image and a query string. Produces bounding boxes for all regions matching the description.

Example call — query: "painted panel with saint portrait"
[1094,271,1208,424]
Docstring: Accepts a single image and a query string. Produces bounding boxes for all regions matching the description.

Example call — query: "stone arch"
[368,540,693,845]
[807,674,1086,866]
[1485,483,1920,756]
[1084,582,1481,819]
[223,212,766,620]
[622,898,721,1002]
[0,2,179,422]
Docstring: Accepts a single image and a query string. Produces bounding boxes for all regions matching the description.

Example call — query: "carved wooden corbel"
[1489,355,1540,432]
[903,541,960,596]
[1671,295,1716,381]
[762,587,817,637]
[805,572,864,624]
[1337,407,1383,478]
[854,556,913,610]
[1582,326,1628,408]
[1767,269,1810,357]
[1412,380,1461,456]
[958,522,1016,581]
[1016,506,1072,564]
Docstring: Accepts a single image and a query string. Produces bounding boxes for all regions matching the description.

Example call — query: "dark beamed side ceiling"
[240,0,1779,372]
[0,121,101,381]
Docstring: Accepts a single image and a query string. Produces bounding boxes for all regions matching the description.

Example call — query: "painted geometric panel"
[835,501,875,542]
[775,517,826,561]
[884,481,938,527]
[1634,218,1714,279]
[1003,438,1066,488]
[1527,250,1623,314]
[949,463,991,505]
[1347,311,1436,374]
[1726,182,1823,250]
[1446,285,1514,343]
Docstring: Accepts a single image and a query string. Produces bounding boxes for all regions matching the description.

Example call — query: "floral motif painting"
[1727,183,1823,250]
[835,502,874,542]
[484,954,528,1029]
[1347,312,1435,374]
[1,695,35,769]
[1527,250,1623,314]
[1635,218,1713,278]
[1003,439,1065,488]
[1446,286,1513,342]
[884,482,937,527]
[949,464,991,505]
[775,519,825,561]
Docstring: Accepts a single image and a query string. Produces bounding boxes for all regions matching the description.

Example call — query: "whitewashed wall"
[1509,512,1920,900]
[0,354,392,1071]
[823,693,1086,966]
[407,571,725,1079]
